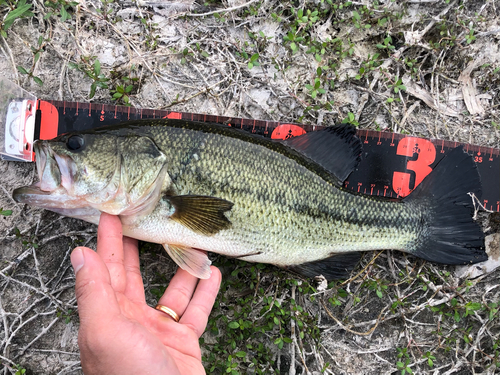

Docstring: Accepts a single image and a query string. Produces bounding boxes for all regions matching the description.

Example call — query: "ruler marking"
[33,99,500,212]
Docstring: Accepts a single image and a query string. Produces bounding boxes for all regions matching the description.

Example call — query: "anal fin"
[163,244,212,279]
[288,252,362,280]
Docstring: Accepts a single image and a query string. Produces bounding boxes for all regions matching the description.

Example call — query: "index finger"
[179,266,221,337]
[97,213,126,293]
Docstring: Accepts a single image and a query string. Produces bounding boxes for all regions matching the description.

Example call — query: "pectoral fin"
[167,195,233,235]
[163,244,212,279]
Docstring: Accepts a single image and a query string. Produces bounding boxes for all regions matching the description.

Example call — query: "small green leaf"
[94,59,101,75]
[60,6,69,21]
[235,351,246,358]
[17,66,28,75]
[89,82,97,99]
[4,3,32,29]
[228,322,240,329]
[0,209,12,216]
[33,76,43,86]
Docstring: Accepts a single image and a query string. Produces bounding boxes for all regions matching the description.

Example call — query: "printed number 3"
[392,137,436,197]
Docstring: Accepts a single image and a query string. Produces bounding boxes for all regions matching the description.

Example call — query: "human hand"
[70,213,221,375]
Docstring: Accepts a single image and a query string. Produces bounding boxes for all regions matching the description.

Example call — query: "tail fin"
[405,146,486,265]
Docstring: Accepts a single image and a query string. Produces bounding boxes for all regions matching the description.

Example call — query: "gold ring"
[155,304,180,322]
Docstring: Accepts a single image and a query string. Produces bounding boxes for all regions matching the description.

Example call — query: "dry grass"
[0,0,499,374]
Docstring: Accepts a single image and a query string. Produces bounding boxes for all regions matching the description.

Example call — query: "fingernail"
[71,247,85,275]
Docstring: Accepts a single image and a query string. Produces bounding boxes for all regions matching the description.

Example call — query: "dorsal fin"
[284,124,362,184]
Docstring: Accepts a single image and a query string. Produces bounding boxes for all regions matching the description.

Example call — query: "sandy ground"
[0,0,499,374]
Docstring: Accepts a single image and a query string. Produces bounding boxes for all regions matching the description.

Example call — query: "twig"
[321,299,389,336]
[19,316,59,356]
[0,35,19,84]
[289,284,296,375]
[186,0,259,17]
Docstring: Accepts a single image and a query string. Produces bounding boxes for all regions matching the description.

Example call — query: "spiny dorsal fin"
[284,124,362,184]
[163,244,212,279]
[168,195,233,235]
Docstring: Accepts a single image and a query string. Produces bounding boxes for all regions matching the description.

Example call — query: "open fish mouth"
[35,141,60,192]
[13,141,77,208]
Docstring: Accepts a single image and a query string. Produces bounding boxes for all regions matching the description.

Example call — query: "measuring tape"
[5,98,500,212]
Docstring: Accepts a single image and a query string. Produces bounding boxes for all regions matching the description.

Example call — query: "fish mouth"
[13,141,77,208]
[35,141,60,192]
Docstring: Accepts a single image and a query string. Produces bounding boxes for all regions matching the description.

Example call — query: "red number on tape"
[271,124,306,140]
[392,137,436,197]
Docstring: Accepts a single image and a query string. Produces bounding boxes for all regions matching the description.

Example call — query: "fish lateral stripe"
[29,100,499,212]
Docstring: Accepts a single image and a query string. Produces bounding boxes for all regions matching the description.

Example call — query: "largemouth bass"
[13,120,487,279]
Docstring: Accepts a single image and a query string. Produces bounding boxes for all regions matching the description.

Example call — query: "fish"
[12,120,487,280]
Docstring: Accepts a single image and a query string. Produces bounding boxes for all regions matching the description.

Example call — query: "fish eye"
[66,135,85,151]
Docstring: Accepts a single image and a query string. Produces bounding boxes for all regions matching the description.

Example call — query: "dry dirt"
[0,0,499,374]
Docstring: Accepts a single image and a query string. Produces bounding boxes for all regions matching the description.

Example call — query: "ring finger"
[156,268,199,319]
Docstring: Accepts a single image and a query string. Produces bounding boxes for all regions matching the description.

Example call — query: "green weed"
[68,57,109,99]
[0,0,33,37]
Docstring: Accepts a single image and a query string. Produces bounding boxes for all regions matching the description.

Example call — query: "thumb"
[71,247,120,322]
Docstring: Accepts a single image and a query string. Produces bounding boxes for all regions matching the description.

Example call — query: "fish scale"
[141,126,423,263]
[13,120,487,280]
